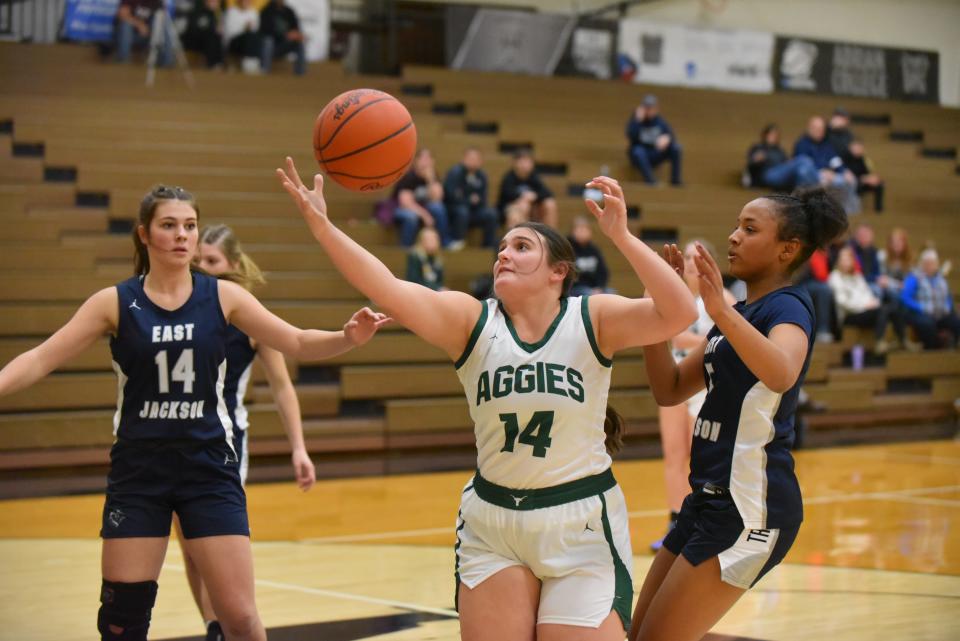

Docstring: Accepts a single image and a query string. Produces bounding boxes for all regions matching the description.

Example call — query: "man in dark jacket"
[443,148,498,248]
[745,124,819,190]
[260,0,306,75]
[497,149,558,229]
[625,94,682,186]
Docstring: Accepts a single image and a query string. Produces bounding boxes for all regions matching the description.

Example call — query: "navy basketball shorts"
[663,485,800,589]
[101,439,249,540]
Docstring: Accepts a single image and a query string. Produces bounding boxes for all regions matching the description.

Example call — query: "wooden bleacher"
[0,43,957,496]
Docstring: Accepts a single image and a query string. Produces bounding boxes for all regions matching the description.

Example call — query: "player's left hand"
[291,448,316,491]
[344,307,392,346]
[584,176,628,240]
[693,242,730,318]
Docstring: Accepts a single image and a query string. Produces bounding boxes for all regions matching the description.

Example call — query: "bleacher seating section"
[0,43,957,496]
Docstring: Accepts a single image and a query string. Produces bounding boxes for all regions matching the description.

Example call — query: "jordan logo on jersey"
[129,299,142,311]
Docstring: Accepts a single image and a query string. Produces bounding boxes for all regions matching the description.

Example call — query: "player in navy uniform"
[0,185,388,641]
[175,224,316,641]
[628,188,847,641]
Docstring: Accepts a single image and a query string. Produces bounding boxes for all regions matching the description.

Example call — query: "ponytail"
[603,405,625,455]
[198,224,266,291]
[765,186,848,272]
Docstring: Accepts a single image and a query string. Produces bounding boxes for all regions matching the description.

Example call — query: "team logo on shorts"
[107,508,126,528]
[510,494,527,507]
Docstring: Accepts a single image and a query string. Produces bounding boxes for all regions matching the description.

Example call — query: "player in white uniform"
[652,240,737,552]
[277,160,698,641]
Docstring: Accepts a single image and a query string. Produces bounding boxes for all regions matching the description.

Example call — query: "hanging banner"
[774,36,939,103]
[618,19,774,93]
[451,9,574,76]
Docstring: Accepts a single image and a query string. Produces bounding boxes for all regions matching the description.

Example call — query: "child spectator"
[405,228,445,291]
[901,249,960,349]
[567,216,612,296]
[497,149,558,229]
[443,147,499,249]
[828,246,905,354]
[625,94,682,186]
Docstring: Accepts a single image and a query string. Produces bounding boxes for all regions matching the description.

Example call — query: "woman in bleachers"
[278,158,697,641]
[828,246,906,354]
[901,248,960,349]
[878,227,913,298]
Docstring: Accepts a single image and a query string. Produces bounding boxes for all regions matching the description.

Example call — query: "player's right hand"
[277,156,330,231]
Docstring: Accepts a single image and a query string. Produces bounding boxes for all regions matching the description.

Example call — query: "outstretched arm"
[582,177,698,357]
[221,281,389,361]
[257,345,315,491]
[276,157,482,360]
[0,287,117,397]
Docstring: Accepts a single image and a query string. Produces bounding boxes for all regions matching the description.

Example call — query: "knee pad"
[97,579,158,641]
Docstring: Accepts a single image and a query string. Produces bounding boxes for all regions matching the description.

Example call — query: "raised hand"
[291,448,316,492]
[343,307,392,346]
[692,242,729,318]
[662,243,683,278]
[277,156,329,232]
[583,176,628,241]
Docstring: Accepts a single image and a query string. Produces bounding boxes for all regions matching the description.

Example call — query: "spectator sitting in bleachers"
[828,246,906,355]
[114,0,172,66]
[181,0,224,70]
[795,244,840,344]
[496,149,558,229]
[405,228,445,291]
[827,107,884,212]
[849,223,885,298]
[259,0,306,75]
[794,116,860,214]
[443,147,499,249]
[625,94,682,186]
[878,227,912,298]
[223,0,263,74]
[567,216,613,297]
[900,249,960,349]
[393,149,452,249]
[745,124,819,190]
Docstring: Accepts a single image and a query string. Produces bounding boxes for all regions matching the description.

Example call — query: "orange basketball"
[313,89,417,192]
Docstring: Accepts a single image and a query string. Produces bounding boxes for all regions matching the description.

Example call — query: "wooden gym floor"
[0,439,958,640]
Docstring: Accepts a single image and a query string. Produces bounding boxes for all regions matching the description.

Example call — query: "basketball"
[313,89,418,192]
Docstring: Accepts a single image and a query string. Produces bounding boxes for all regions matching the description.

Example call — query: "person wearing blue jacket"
[793,116,859,213]
[626,94,683,186]
[900,249,960,349]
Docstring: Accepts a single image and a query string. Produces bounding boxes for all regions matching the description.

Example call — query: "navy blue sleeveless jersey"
[692,286,814,530]
[110,273,235,446]
[223,326,257,433]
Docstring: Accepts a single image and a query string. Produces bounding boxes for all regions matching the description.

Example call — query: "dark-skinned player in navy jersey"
[629,187,847,641]
[0,185,389,641]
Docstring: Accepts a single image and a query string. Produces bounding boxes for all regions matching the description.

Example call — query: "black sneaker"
[206,621,224,641]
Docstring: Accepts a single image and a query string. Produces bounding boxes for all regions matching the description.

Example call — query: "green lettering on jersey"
[514,364,536,393]
[545,362,567,397]
[493,365,514,398]
[476,371,491,406]
[566,368,585,402]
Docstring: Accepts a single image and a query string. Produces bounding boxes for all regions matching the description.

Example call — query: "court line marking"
[163,563,459,618]
[301,485,960,545]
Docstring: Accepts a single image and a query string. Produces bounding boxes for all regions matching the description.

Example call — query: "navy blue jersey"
[223,326,257,433]
[692,286,814,529]
[110,273,235,447]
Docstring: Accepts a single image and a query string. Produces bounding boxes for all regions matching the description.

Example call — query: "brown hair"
[198,224,266,291]
[512,221,578,297]
[604,406,625,455]
[886,227,912,267]
[133,185,198,275]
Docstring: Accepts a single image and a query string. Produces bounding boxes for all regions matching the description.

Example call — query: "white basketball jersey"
[455,296,613,489]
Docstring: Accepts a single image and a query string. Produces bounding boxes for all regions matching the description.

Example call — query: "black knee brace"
[97,579,158,641]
